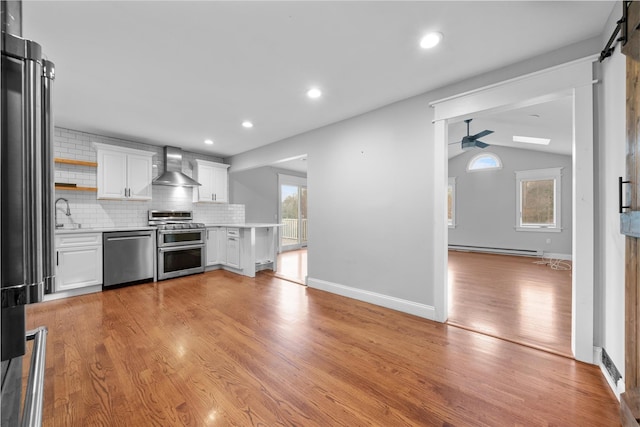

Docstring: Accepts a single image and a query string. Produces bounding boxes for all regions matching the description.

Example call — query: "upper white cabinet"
[94,143,154,200]
[192,159,230,203]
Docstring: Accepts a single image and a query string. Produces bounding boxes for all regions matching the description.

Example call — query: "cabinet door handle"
[211,193,214,201]
[56,251,58,266]
[620,177,631,213]
[214,193,217,201]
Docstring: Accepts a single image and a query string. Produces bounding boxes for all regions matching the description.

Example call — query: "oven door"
[158,229,204,248]
[158,244,205,280]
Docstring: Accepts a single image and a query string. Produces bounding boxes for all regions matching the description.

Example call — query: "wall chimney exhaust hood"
[152,146,201,187]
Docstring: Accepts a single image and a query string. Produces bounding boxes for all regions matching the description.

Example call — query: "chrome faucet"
[55,197,71,228]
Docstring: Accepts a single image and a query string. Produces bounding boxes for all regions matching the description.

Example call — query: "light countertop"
[203,223,283,228]
[55,224,282,234]
[55,226,157,235]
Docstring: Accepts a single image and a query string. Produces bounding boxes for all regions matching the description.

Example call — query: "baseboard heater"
[448,244,542,257]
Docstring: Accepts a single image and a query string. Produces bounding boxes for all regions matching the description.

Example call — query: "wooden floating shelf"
[54,157,97,167]
[55,185,97,192]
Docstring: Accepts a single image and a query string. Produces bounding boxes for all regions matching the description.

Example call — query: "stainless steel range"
[149,210,205,280]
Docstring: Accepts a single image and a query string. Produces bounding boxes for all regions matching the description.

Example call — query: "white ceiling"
[22,1,614,166]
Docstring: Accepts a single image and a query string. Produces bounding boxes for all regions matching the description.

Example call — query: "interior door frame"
[278,173,308,252]
[430,56,597,363]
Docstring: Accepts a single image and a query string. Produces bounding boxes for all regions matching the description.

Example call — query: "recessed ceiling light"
[420,32,443,49]
[513,135,550,145]
[242,121,253,128]
[204,139,214,145]
[307,87,322,99]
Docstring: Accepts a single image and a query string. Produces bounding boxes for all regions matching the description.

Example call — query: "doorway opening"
[280,182,308,250]
[431,56,596,363]
[445,98,574,357]
[277,173,308,285]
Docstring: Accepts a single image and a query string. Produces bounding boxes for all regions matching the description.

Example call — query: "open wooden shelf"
[54,157,97,167]
[54,185,97,192]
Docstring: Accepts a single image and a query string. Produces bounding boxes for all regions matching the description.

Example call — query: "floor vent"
[448,245,542,257]
[602,348,622,385]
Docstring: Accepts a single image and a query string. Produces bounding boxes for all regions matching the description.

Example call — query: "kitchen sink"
[57,223,85,230]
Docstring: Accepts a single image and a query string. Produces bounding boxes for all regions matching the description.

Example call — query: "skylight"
[513,135,551,145]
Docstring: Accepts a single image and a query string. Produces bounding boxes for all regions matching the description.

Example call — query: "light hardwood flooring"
[23,269,618,426]
[275,248,307,285]
[447,250,572,357]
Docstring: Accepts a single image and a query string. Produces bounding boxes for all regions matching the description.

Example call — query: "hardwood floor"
[275,248,307,285]
[24,269,618,426]
[447,250,572,357]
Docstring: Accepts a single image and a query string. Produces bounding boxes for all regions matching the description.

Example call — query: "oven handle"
[158,244,204,253]
[158,229,205,235]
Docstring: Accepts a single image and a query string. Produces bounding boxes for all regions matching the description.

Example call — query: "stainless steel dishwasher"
[103,230,155,288]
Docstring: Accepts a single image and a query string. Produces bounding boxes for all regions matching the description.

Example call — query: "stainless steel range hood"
[153,146,201,187]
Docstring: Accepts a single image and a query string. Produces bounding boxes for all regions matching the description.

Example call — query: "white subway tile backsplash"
[54,127,244,228]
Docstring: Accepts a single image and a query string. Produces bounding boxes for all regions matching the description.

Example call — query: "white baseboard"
[43,284,102,301]
[594,346,624,401]
[307,277,437,320]
[542,252,572,261]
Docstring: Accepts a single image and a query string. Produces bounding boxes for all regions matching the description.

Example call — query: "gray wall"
[448,146,572,256]
[229,166,306,223]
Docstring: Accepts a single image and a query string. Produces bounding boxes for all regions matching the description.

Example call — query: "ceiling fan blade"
[475,140,489,148]
[472,129,494,139]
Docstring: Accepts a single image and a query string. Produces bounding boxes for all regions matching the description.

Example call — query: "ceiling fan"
[450,119,493,149]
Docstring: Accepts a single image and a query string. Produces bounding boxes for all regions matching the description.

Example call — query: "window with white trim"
[467,152,502,172]
[515,167,562,232]
[447,177,456,228]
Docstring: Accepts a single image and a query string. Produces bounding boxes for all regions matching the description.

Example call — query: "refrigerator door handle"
[22,326,48,427]
[41,60,55,295]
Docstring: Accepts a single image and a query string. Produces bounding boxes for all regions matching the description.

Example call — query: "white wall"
[54,127,245,228]
[595,5,626,386]
[227,36,603,319]
[449,146,572,257]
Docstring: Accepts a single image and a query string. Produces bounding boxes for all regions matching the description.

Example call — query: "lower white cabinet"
[205,227,241,269]
[205,227,226,266]
[55,233,103,292]
[226,228,241,269]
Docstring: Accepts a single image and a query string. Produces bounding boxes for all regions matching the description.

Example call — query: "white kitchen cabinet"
[55,233,103,292]
[226,228,241,269]
[205,227,227,266]
[94,142,154,200]
[192,159,230,203]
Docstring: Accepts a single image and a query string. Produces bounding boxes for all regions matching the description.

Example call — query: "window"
[515,167,563,232]
[448,177,456,228]
[467,152,502,172]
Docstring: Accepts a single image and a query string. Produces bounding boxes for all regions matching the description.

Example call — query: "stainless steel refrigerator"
[1,2,53,425]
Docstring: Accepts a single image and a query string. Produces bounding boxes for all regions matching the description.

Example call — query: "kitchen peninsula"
[203,223,282,278]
